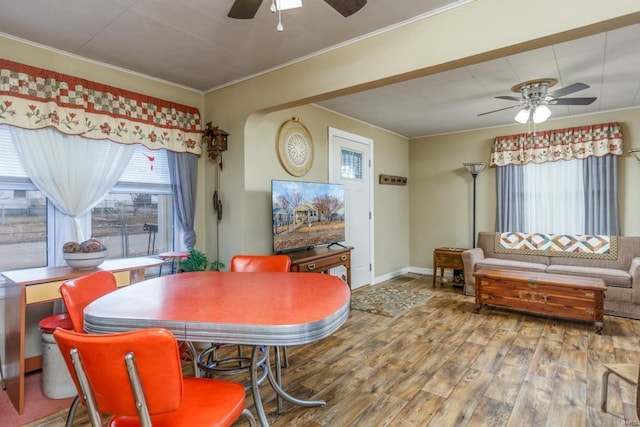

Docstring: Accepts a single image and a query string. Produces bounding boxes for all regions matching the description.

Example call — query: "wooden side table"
[287,246,353,288]
[432,247,467,287]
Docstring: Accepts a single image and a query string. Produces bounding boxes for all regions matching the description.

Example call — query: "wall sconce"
[202,122,229,168]
[630,148,640,163]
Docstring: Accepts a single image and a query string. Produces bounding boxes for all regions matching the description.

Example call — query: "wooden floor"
[29,274,640,426]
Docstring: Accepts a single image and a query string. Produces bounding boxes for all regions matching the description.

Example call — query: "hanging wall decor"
[276,117,313,176]
[202,122,229,167]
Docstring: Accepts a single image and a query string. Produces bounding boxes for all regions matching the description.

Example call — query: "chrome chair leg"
[241,408,257,427]
[64,396,81,427]
[0,354,5,390]
[183,341,200,378]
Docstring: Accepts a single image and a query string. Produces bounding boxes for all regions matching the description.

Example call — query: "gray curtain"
[584,154,620,235]
[168,151,198,249]
[495,164,524,232]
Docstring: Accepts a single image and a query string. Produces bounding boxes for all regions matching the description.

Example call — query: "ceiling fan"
[478,78,597,123]
[228,0,367,19]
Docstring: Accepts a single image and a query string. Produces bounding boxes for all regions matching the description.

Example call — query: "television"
[271,179,346,253]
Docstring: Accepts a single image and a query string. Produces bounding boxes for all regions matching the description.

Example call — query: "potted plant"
[178,248,225,272]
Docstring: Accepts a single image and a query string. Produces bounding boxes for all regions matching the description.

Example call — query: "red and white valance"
[490,122,623,167]
[0,59,202,155]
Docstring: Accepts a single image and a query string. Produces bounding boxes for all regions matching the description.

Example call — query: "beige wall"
[409,108,640,270]
[240,105,410,276]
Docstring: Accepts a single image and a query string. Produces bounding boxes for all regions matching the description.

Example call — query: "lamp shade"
[463,162,487,176]
[533,105,551,123]
[514,108,531,124]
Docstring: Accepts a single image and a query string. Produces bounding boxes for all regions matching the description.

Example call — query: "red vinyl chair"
[231,254,292,377]
[197,255,292,399]
[58,270,118,427]
[54,327,255,427]
[59,270,117,333]
[229,254,291,273]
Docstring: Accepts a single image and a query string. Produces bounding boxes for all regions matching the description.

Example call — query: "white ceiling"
[1,0,639,138]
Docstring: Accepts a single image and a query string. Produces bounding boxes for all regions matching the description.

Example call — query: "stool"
[38,313,76,399]
[158,251,190,275]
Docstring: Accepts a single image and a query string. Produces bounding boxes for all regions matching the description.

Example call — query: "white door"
[328,127,373,289]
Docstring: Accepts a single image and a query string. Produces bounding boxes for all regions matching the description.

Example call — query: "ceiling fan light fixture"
[532,105,551,123]
[515,107,531,124]
[275,0,302,11]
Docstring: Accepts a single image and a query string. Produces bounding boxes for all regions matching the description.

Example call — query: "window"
[341,149,362,179]
[0,126,175,271]
[0,127,47,270]
[93,145,174,258]
[522,159,585,234]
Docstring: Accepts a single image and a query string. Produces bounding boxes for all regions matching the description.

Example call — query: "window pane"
[341,149,362,179]
[92,193,173,258]
[93,145,174,258]
[0,190,47,270]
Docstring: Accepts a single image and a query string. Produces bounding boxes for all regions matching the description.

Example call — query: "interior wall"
[240,104,410,279]
[409,108,640,270]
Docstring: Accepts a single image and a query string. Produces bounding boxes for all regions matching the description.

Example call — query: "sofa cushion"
[475,258,548,273]
[545,265,632,288]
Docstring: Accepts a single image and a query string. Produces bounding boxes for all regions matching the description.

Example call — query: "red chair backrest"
[54,327,183,417]
[59,270,117,332]
[230,254,291,272]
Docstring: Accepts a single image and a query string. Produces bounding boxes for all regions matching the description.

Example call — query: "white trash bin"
[38,313,76,399]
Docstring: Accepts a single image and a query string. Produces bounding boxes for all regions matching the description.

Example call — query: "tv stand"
[286,245,353,288]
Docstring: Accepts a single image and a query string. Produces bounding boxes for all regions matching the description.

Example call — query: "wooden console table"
[473,268,606,333]
[286,246,353,288]
[1,257,163,414]
[433,247,467,287]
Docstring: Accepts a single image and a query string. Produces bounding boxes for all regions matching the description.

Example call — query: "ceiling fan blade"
[548,97,597,106]
[547,82,589,99]
[228,0,263,19]
[323,0,367,17]
[495,95,522,102]
[477,104,521,117]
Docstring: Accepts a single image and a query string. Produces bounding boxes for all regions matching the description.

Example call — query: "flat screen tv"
[272,179,345,253]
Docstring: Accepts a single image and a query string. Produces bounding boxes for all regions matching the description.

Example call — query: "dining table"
[83,271,351,426]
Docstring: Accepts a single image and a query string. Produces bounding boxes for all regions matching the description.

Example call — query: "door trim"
[328,127,374,288]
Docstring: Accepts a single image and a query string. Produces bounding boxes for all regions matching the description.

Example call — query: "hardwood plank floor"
[28,274,640,426]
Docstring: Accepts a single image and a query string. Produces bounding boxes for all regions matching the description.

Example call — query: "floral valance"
[0,59,202,155]
[490,122,623,167]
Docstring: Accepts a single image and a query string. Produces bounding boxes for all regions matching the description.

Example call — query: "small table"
[432,247,466,287]
[84,271,351,426]
[473,268,606,333]
[158,251,190,275]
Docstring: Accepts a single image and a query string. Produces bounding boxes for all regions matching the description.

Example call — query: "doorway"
[328,127,373,289]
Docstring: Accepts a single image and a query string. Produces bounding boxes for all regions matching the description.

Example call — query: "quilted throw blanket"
[495,232,618,260]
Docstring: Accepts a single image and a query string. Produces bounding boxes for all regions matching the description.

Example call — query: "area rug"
[351,278,432,317]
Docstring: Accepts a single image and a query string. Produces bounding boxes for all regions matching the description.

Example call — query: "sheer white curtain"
[10,127,135,264]
[522,159,585,234]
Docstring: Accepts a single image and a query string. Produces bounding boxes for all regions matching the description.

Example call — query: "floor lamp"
[463,162,486,248]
